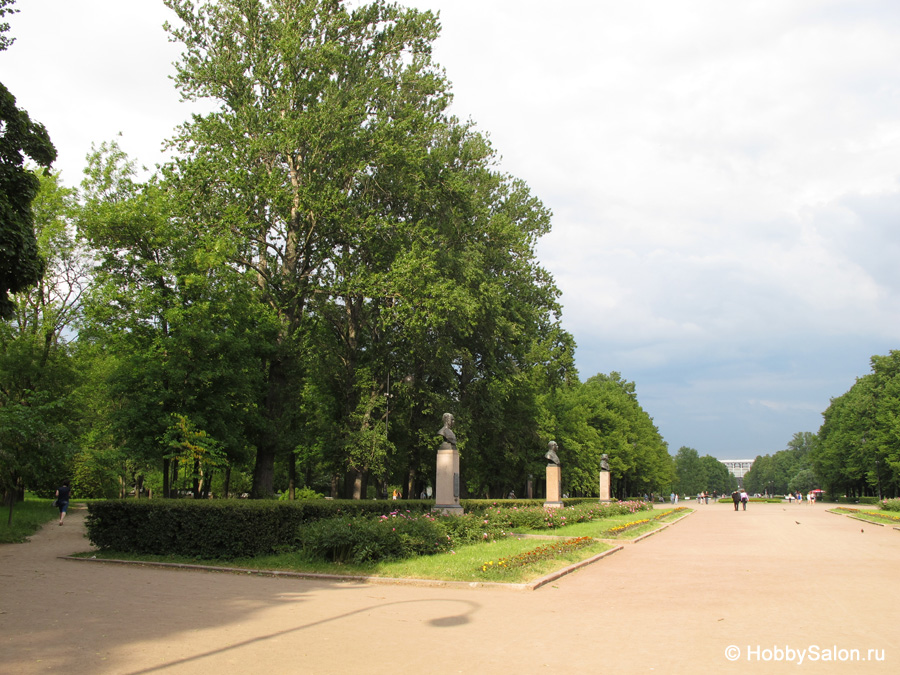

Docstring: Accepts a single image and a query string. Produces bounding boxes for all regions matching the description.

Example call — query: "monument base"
[544,464,562,509]
[599,470,612,503]
[434,445,462,515]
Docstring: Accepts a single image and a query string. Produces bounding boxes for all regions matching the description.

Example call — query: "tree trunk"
[252,356,288,498]
[406,467,416,500]
[163,457,170,499]
[223,465,232,499]
[171,459,179,498]
[193,459,201,498]
[288,452,296,500]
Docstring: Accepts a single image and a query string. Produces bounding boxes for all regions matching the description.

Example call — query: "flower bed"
[480,537,596,575]
[833,506,900,524]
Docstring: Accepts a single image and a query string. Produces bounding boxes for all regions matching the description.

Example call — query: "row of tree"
[741,432,818,496]
[2,0,677,505]
[812,352,900,499]
[743,353,900,500]
[671,446,738,497]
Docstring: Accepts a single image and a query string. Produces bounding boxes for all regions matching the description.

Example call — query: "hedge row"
[85,498,650,560]
[85,499,438,558]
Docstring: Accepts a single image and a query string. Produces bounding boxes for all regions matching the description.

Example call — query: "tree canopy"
[3,0,695,506]
[811,352,900,499]
[0,0,56,318]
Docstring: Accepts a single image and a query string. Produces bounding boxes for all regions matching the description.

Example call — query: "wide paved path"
[1,502,898,674]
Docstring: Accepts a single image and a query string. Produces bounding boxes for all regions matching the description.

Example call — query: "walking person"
[55,481,71,525]
[731,490,740,511]
[740,489,749,510]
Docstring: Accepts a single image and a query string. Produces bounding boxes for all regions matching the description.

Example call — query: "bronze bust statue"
[438,412,457,451]
[544,441,560,466]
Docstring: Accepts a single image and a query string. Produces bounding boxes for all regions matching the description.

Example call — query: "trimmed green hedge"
[86,499,435,558]
[86,497,653,560]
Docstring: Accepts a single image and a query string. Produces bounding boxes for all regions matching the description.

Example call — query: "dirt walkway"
[1,502,898,674]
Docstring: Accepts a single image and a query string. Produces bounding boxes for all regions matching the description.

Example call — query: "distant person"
[787,492,793,503]
[55,481,71,525]
[731,490,740,511]
[807,491,814,505]
[740,489,749,510]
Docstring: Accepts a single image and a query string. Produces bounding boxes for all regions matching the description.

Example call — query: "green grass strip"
[0,499,62,543]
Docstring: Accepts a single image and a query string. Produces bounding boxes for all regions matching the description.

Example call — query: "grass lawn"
[1,498,61,544]
[515,507,689,540]
[77,535,614,584]
[74,508,688,584]
[830,507,900,526]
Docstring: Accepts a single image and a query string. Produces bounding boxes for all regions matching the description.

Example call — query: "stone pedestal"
[599,470,611,502]
[544,464,563,509]
[433,444,464,516]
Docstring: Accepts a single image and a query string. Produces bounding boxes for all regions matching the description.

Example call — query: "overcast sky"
[5,1,900,459]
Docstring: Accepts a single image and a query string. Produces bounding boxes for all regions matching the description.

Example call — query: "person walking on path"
[731,490,740,511]
[55,481,71,525]
[740,489,749,510]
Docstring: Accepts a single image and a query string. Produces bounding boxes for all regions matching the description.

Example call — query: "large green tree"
[743,431,819,495]
[0,0,57,318]
[162,0,573,500]
[163,0,452,497]
[539,373,672,499]
[813,352,900,499]
[1,171,82,518]
[78,142,269,499]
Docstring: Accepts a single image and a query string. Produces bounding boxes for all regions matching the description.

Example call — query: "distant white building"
[720,459,754,487]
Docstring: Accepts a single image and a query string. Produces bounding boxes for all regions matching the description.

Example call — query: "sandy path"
[1,502,898,674]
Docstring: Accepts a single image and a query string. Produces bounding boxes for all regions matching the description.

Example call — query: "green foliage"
[0,81,56,318]
[86,500,315,558]
[672,447,738,495]
[879,498,900,512]
[743,432,819,495]
[1,170,84,506]
[297,513,451,564]
[85,498,439,557]
[538,373,673,499]
[279,487,324,500]
[0,497,58,543]
[84,498,651,561]
[812,352,900,499]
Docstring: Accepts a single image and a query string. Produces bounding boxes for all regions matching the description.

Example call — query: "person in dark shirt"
[55,481,71,525]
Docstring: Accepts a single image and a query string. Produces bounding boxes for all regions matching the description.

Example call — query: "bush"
[85,497,653,560]
[297,513,451,564]
[880,498,900,512]
[835,496,881,505]
[87,499,447,560]
[440,511,510,543]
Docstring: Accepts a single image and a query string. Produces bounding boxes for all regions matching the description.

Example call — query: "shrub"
[836,496,880,505]
[880,498,900,512]
[297,513,451,563]
[440,511,509,543]
[86,499,434,558]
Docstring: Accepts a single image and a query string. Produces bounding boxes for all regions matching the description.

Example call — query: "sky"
[4,1,900,460]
